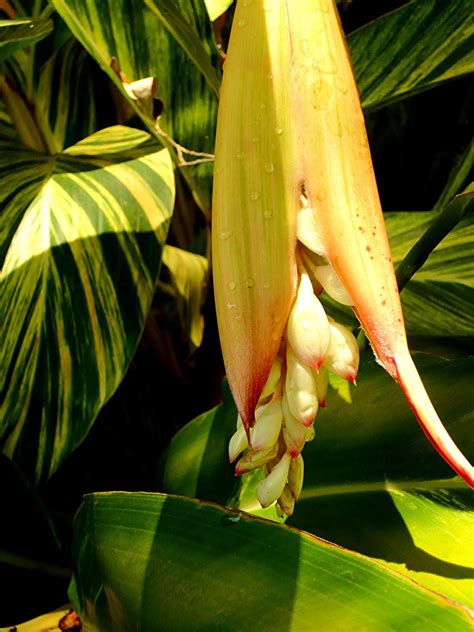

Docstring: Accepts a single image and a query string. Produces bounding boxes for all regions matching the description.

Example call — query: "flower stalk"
[212,0,473,514]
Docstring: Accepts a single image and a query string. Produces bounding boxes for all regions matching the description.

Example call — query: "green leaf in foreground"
[350,0,473,110]
[0,17,53,63]
[158,355,474,608]
[0,125,174,482]
[71,492,473,632]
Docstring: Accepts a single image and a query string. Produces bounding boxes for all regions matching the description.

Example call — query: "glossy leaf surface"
[349,0,473,110]
[1,125,174,482]
[0,17,53,62]
[158,355,474,607]
[71,492,473,631]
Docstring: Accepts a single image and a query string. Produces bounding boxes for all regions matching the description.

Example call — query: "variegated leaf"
[0,125,175,482]
[349,0,473,110]
[159,245,208,350]
[50,0,219,211]
[0,17,53,62]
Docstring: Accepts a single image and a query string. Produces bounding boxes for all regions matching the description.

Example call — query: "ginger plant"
[212,0,473,515]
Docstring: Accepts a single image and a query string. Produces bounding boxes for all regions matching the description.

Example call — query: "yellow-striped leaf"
[0,125,175,482]
[0,17,53,63]
[50,0,219,210]
[349,0,473,110]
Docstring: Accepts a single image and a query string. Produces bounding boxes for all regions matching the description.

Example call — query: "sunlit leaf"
[350,0,473,110]
[71,492,473,631]
[158,355,474,607]
[0,125,175,482]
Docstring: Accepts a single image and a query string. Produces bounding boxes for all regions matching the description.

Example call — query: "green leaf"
[143,0,220,98]
[157,355,474,608]
[34,39,99,152]
[159,245,208,349]
[322,209,474,337]
[204,0,233,22]
[50,0,219,210]
[0,125,175,482]
[349,0,473,111]
[71,492,473,631]
[0,17,53,62]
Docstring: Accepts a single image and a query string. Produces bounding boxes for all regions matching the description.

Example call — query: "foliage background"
[0,0,472,626]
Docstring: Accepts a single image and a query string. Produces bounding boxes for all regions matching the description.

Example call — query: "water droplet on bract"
[252,136,260,143]
[263,282,270,289]
[219,230,232,240]
[264,210,273,219]
[250,191,260,201]
[238,19,246,27]
[264,162,274,173]
[227,302,236,310]
[247,278,255,288]
[242,0,252,6]
[260,103,267,110]
[275,127,283,135]
[228,281,236,290]
[236,152,245,160]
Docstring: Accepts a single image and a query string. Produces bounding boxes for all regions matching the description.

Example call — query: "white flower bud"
[312,264,353,306]
[285,345,318,425]
[251,398,283,451]
[314,365,328,407]
[287,272,330,369]
[305,425,315,443]
[324,320,360,381]
[278,485,295,517]
[296,200,325,257]
[288,454,304,500]
[228,424,248,463]
[235,442,278,475]
[260,355,283,400]
[282,394,309,456]
[257,453,291,508]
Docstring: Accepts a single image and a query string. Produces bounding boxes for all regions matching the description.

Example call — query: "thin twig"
[155,119,214,167]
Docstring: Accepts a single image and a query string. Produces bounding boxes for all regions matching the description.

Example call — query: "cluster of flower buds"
[228,200,359,517]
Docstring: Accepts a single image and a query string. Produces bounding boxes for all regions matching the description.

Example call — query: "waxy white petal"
[287,272,330,369]
[324,321,360,382]
[251,398,283,451]
[285,345,318,425]
[257,453,291,508]
[288,454,304,500]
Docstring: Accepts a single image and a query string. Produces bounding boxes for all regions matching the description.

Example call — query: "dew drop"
[264,162,274,173]
[247,278,255,288]
[252,136,260,143]
[227,302,236,310]
[242,0,252,5]
[219,230,232,240]
[264,209,273,219]
[263,282,270,289]
[238,18,246,27]
[236,152,245,160]
[260,103,267,110]
[250,191,260,201]
[275,127,283,135]
[228,281,236,290]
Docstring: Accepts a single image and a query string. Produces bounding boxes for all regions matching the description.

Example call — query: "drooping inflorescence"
[229,198,359,516]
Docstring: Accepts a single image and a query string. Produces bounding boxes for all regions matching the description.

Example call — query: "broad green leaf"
[349,0,473,110]
[204,0,233,22]
[157,355,474,607]
[0,125,175,482]
[0,17,53,62]
[143,0,220,98]
[71,492,473,631]
[159,245,208,349]
[50,0,219,210]
[34,39,99,152]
